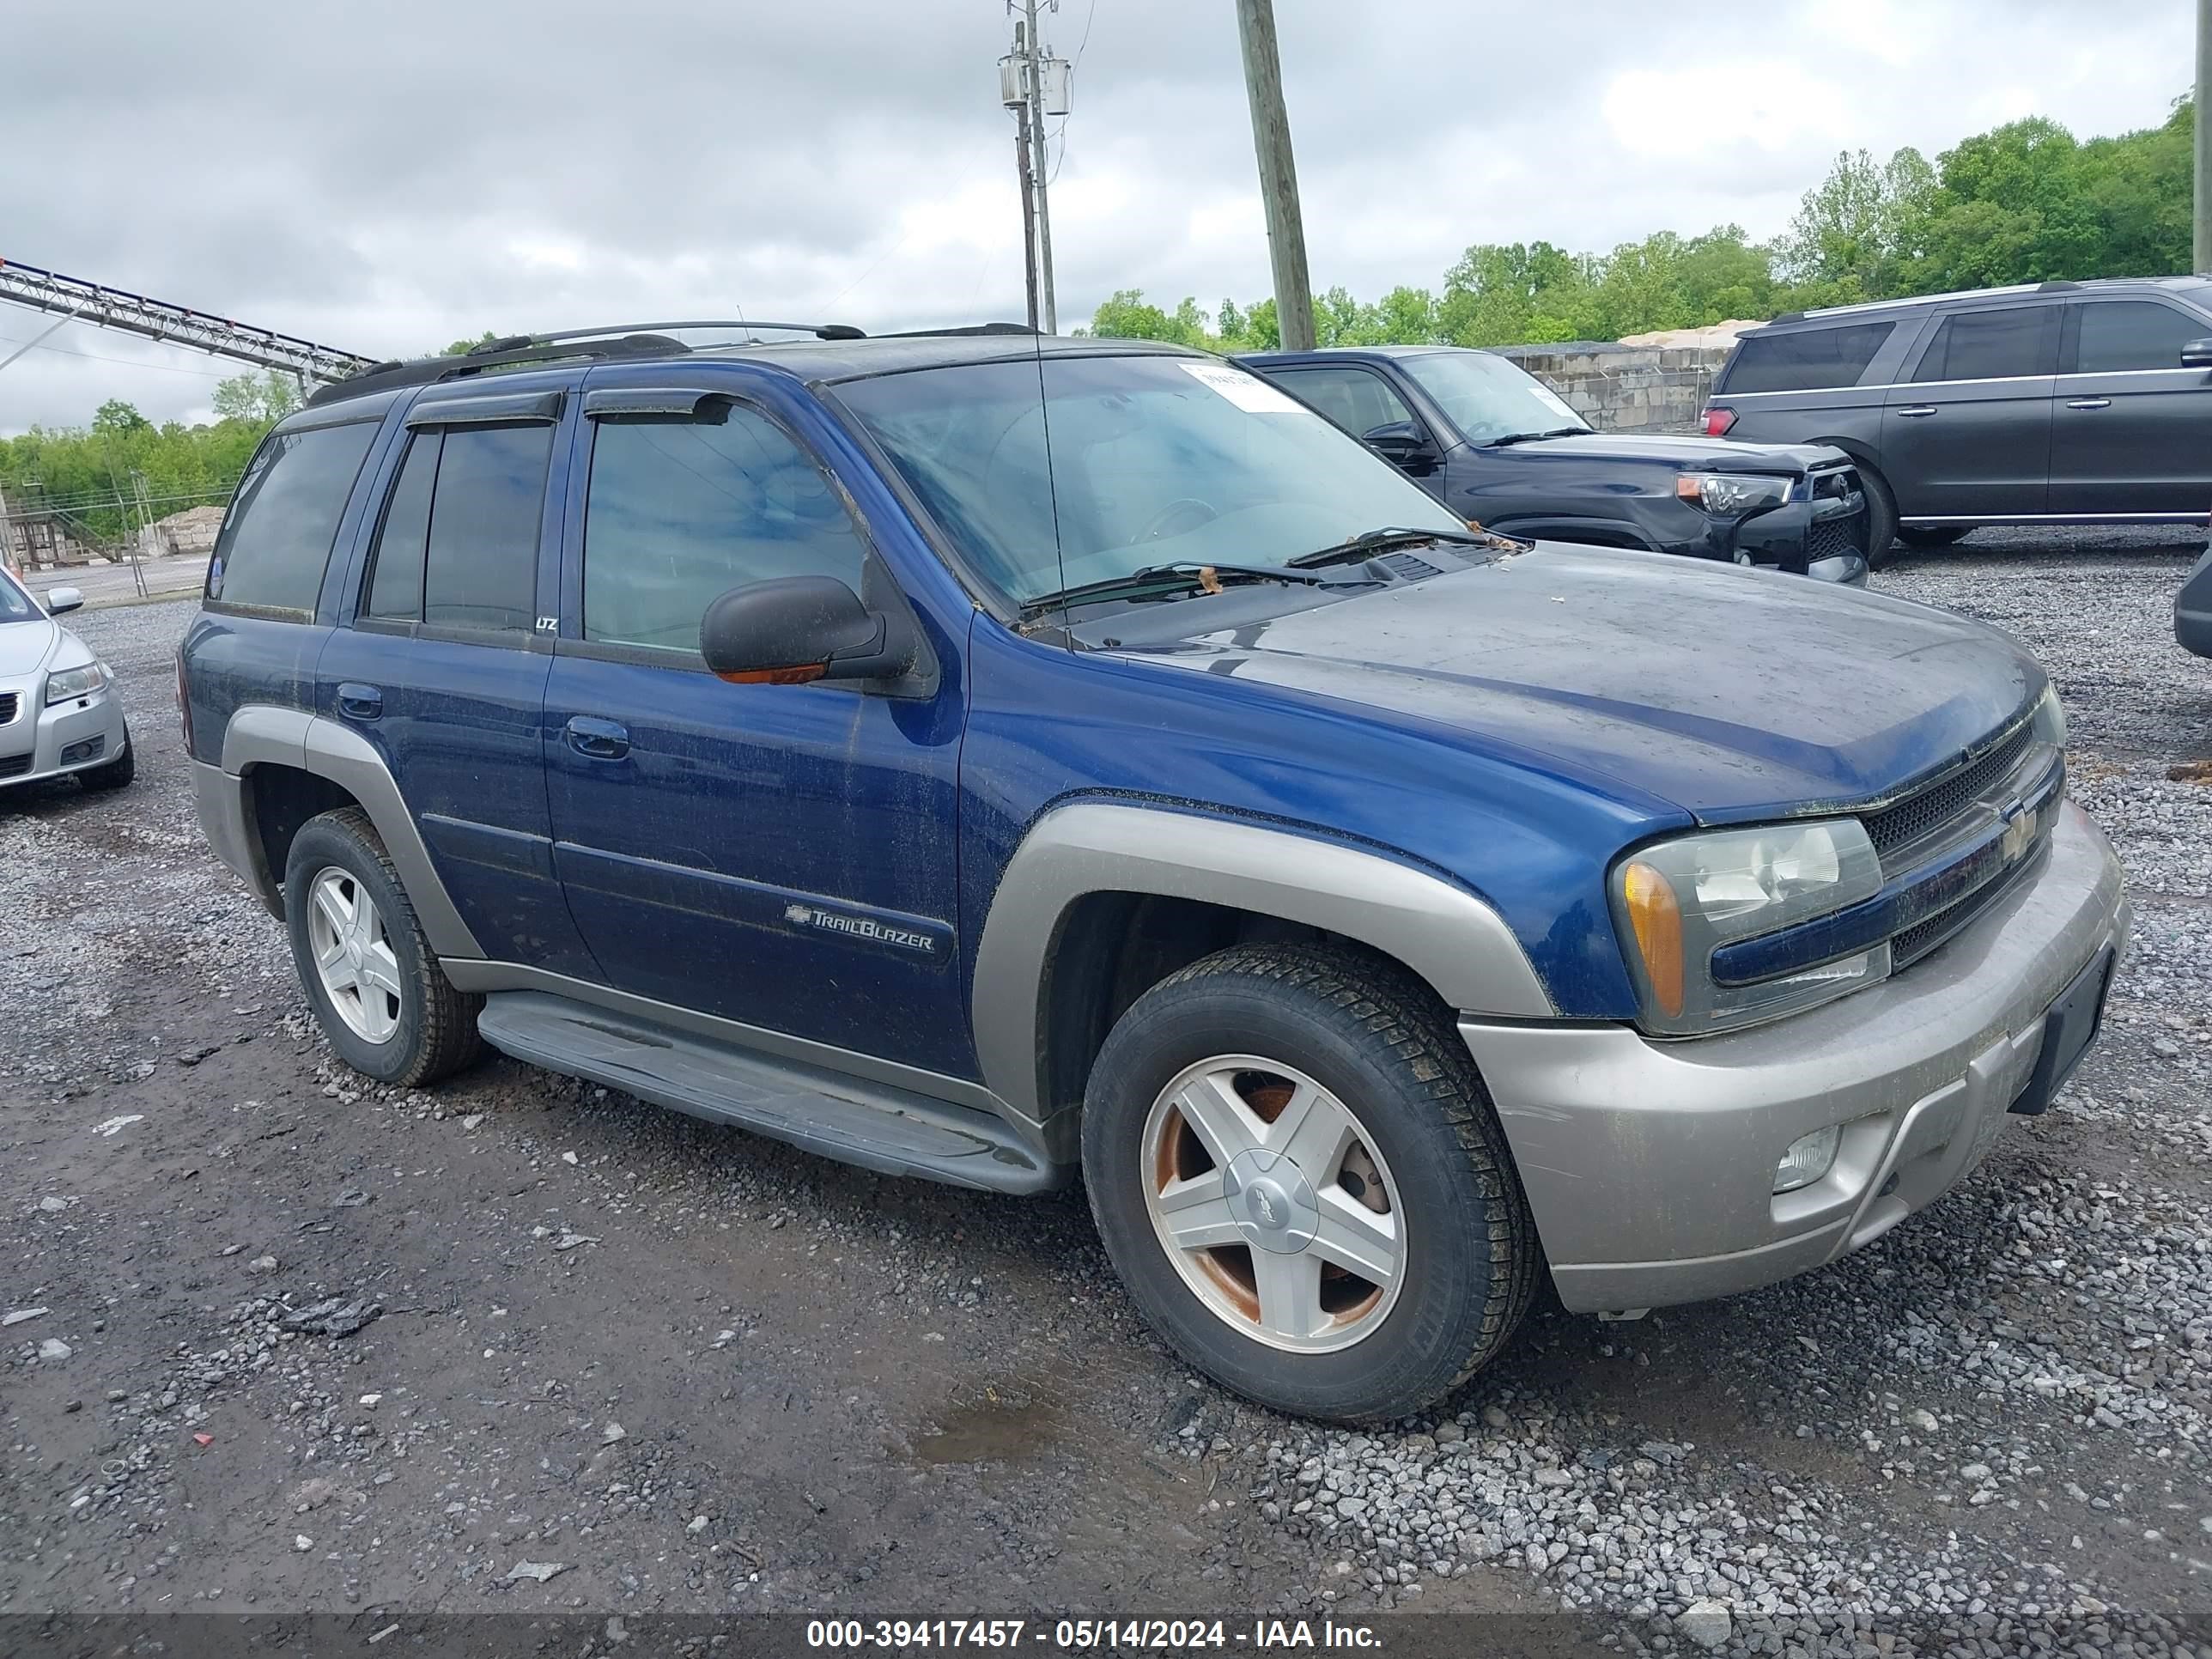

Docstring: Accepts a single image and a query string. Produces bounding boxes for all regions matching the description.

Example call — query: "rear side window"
[1268,367,1416,436]
[361,423,553,634]
[207,421,379,614]
[1911,307,2058,383]
[1721,322,1894,393]
[2073,301,2204,373]
[581,406,866,652]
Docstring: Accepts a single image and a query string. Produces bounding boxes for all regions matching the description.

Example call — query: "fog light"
[1773,1125,1842,1194]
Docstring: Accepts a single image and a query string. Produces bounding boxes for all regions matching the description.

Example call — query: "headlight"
[1674,472,1793,515]
[1612,817,1888,1036]
[45,662,110,705]
[2028,683,2066,751]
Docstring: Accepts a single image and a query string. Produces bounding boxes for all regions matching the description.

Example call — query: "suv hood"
[0,619,58,679]
[1110,545,2039,823]
[1487,431,1844,475]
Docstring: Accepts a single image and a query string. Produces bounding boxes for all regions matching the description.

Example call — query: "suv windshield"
[0,569,40,623]
[1399,351,1591,445]
[836,354,1466,605]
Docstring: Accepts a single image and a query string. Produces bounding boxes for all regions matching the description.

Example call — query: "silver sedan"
[0,568,132,792]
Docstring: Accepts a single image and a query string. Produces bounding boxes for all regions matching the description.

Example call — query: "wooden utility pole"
[1022,0,1059,333]
[1016,124,1042,331]
[2198,0,2211,273]
[1235,0,1316,351]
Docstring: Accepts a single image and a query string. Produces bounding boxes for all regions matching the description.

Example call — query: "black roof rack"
[306,318,867,408]
[878,322,1039,337]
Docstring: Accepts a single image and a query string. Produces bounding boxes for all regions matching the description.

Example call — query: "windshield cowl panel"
[836,354,1468,614]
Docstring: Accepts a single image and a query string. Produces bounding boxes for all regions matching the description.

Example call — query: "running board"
[475,992,1067,1195]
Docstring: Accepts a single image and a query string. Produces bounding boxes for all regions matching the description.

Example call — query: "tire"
[76,722,134,791]
[1897,525,1972,549]
[1857,465,1900,571]
[283,805,483,1088]
[1081,942,1537,1424]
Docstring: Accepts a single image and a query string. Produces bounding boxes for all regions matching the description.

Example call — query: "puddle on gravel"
[910,1391,1069,1466]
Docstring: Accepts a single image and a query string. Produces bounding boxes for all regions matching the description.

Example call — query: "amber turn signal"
[715,663,829,685]
[1620,860,1685,1019]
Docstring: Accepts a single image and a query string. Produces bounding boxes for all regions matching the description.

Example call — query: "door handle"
[2064,397,2111,410]
[565,716,630,760]
[1894,405,1938,418]
[336,683,383,722]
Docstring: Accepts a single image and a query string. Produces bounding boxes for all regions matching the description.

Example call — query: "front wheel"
[76,722,134,792]
[1082,943,1537,1423]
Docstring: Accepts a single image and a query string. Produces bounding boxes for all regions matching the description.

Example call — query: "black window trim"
[349,421,557,653]
[1901,301,2063,386]
[200,415,384,624]
[556,384,892,678]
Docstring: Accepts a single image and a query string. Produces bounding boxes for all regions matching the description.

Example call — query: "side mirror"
[45,586,84,616]
[2182,338,2212,369]
[1362,420,1437,471]
[701,575,915,686]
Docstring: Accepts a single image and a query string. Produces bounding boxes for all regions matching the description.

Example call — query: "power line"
[0,329,234,379]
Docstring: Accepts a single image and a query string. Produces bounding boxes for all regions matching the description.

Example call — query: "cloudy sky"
[0,0,2191,432]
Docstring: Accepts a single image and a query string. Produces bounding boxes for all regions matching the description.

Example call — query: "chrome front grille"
[0,691,18,726]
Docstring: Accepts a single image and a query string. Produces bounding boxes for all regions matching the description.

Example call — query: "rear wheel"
[1082,943,1537,1424]
[1898,525,1972,548]
[284,806,482,1088]
[1857,465,1900,570]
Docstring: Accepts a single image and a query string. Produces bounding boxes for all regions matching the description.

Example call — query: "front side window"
[582,405,868,651]
[1398,351,1589,444]
[836,354,1465,604]
[2073,301,2205,374]
[1269,366,1417,438]
[1723,321,1895,394]
[0,569,39,623]
[1911,307,2057,384]
[208,420,380,613]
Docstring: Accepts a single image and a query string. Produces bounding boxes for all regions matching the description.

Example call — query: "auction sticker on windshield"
[1176,360,1310,414]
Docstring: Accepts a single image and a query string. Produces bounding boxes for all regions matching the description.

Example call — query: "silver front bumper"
[1460,801,2127,1314]
[0,678,128,786]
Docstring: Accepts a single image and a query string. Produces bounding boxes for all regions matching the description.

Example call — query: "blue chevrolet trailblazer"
[181,324,2126,1422]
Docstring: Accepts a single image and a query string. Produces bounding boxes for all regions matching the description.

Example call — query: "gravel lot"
[3,527,2209,1656]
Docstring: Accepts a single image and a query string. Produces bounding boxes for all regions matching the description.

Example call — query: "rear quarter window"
[207,420,380,615]
[1721,321,1896,394]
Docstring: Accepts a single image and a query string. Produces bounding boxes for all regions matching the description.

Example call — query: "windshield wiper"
[1483,426,1589,447]
[1288,526,1501,568]
[1018,560,1356,617]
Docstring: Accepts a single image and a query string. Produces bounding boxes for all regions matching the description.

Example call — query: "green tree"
[92,400,151,438]
[212,371,301,426]
[1777,147,1935,298]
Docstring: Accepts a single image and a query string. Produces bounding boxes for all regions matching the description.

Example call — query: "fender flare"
[219,704,483,960]
[969,800,1554,1133]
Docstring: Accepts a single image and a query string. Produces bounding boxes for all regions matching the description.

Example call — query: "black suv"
[1240,345,1869,583]
[1703,276,2212,561]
